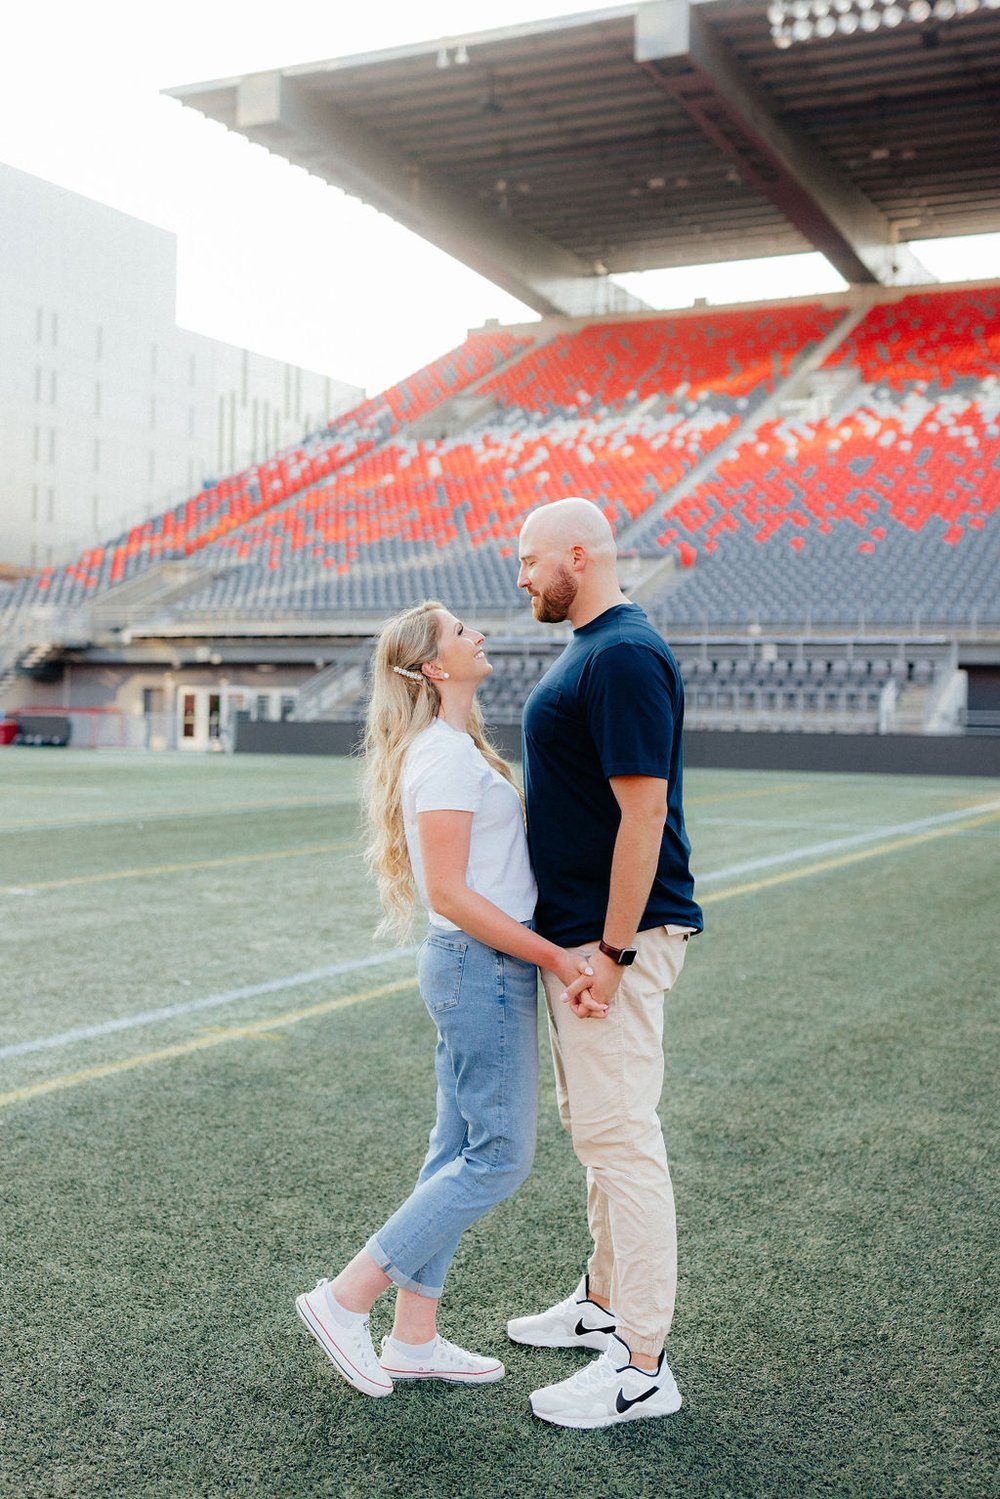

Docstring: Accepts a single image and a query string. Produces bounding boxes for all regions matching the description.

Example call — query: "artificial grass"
[1,753,997,1497]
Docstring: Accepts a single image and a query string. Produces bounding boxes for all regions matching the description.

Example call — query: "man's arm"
[563,774,668,1017]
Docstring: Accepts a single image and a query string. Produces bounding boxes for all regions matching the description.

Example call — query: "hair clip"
[392,664,424,681]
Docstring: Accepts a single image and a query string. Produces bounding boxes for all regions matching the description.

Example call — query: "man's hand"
[560,949,623,1019]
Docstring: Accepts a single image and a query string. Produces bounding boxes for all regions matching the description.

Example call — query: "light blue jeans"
[366,925,538,1299]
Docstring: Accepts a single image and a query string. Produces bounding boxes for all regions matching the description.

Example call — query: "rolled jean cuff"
[365,1233,443,1299]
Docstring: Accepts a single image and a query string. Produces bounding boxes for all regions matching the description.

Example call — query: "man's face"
[517,526,579,623]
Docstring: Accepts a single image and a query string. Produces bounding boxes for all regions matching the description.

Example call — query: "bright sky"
[3,0,997,395]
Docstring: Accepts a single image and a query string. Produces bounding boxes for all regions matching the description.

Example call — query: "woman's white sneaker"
[295,1279,393,1398]
[379,1334,505,1384]
[506,1275,617,1351]
[529,1334,682,1429]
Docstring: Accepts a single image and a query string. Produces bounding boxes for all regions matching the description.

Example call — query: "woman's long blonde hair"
[361,600,518,938]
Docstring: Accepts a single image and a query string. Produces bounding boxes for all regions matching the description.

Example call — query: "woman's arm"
[418,809,590,991]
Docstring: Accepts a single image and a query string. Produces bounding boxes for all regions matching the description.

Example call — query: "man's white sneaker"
[379,1334,505,1384]
[506,1275,617,1351]
[529,1333,682,1429]
[295,1279,393,1398]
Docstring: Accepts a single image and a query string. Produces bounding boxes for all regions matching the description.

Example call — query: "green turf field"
[2,748,997,1499]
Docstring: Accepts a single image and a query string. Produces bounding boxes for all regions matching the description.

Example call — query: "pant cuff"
[365,1234,443,1299]
[616,1326,666,1360]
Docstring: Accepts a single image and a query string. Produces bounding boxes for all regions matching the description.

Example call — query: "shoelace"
[433,1338,476,1367]
[569,1348,629,1390]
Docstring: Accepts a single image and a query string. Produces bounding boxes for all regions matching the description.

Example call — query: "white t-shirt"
[401,718,537,932]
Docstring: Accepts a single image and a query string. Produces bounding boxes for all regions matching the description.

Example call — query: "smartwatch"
[598,939,638,966]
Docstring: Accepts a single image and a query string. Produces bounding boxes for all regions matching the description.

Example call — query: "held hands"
[558,948,623,1020]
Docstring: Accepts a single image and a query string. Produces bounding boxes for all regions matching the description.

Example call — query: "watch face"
[619,947,638,966]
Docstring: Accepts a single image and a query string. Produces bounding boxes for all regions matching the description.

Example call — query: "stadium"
[2,3,998,1495]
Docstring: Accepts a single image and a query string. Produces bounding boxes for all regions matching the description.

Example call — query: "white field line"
[0,947,417,1062]
[5,797,998,1066]
[695,799,1000,886]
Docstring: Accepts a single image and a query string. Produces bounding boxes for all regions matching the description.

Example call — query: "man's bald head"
[517,497,624,626]
[519,497,616,562]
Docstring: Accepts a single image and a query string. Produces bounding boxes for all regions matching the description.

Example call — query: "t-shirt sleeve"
[408,737,486,814]
[582,642,677,780]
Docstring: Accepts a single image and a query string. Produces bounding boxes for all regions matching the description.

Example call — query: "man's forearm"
[603,812,664,947]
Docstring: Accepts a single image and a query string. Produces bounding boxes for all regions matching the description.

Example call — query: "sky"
[3,0,997,396]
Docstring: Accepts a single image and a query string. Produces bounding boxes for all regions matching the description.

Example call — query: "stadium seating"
[4,328,532,610]
[121,303,843,616]
[5,289,997,637]
[642,289,1000,629]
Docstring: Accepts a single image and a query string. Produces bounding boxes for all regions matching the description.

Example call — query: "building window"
[33,425,40,463]
[188,405,195,438]
[151,342,158,376]
[48,429,56,464]
[150,395,156,430]
[49,369,57,405]
[92,494,100,528]
[46,487,55,523]
[51,311,58,348]
[93,438,100,473]
[34,366,42,402]
[36,307,44,343]
[149,449,156,481]
[94,382,102,417]
[31,484,39,521]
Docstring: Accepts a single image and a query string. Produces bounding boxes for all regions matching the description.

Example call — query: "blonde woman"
[295,600,593,1399]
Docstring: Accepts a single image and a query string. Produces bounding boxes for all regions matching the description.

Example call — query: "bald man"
[507,497,702,1430]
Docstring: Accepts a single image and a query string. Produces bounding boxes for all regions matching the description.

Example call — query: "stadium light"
[769,0,983,41]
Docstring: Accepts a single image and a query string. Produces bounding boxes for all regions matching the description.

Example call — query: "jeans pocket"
[418,933,468,1013]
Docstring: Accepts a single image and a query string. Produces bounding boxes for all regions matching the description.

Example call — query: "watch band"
[598,939,638,966]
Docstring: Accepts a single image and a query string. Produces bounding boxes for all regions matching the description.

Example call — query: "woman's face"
[430,610,492,684]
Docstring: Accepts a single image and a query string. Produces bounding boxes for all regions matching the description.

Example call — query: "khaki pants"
[541,925,690,1358]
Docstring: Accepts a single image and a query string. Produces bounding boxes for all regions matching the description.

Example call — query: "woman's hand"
[557,948,608,1020]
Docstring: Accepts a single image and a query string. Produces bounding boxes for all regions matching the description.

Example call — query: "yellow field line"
[3,805,997,1112]
[701,806,1000,905]
[0,840,358,893]
[0,978,415,1108]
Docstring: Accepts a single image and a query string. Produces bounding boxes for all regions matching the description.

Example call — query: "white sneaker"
[295,1279,394,1398]
[379,1334,505,1384]
[506,1275,617,1352]
[529,1333,682,1430]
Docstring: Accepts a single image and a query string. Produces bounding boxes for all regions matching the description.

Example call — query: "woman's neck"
[435,683,476,734]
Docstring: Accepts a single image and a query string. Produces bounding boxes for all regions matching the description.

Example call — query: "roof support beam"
[635,0,933,286]
[231,71,645,319]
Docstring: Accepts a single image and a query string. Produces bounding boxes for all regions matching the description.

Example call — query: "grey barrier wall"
[234,716,1000,776]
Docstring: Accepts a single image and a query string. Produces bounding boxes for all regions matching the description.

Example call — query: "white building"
[0,163,362,569]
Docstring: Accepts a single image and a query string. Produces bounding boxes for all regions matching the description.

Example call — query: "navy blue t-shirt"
[522,603,702,947]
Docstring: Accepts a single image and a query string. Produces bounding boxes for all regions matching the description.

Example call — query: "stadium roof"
[168,0,1000,318]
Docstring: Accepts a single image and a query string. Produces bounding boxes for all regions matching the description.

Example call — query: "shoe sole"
[295,1293,393,1398]
[379,1364,505,1384]
[528,1392,682,1429]
[506,1325,611,1352]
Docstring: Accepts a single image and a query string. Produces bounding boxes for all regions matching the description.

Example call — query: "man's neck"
[568,587,630,630]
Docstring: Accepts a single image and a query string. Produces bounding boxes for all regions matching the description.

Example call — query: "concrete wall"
[234,717,1000,776]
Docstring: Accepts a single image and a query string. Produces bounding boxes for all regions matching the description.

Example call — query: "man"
[508,496,702,1429]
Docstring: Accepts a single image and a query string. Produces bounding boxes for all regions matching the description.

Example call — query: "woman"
[295,600,592,1398]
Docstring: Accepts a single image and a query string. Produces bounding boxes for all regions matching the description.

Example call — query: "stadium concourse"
[1,281,999,749]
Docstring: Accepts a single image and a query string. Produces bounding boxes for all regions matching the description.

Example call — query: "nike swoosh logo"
[616,1385,659,1414]
[575,1317,616,1337]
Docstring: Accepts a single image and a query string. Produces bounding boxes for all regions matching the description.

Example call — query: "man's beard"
[531,564,578,623]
